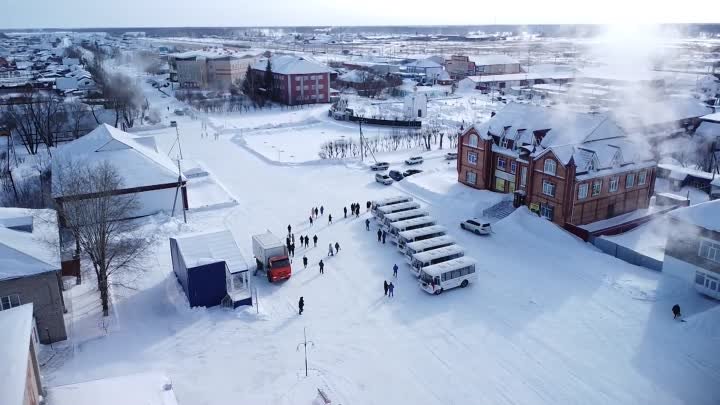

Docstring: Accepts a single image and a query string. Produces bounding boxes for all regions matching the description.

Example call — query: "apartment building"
[171,51,244,89]
[250,55,334,105]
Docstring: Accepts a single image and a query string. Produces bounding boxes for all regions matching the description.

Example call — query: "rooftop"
[251,54,333,75]
[0,303,34,405]
[47,372,179,405]
[173,229,249,274]
[0,208,60,282]
[668,200,720,232]
[469,54,519,66]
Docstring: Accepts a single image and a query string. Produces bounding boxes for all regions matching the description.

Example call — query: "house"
[170,51,244,89]
[657,163,716,194]
[457,103,657,226]
[170,230,251,308]
[47,372,179,405]
[250,54,334,105]
[663,200,720,299]
[458,71,575,93]
[470,54,522,75]
[404,59,444,82]
[444,55,476,79]
[0,208,67,343]
[52,124,188,220]
[0,304,43,405]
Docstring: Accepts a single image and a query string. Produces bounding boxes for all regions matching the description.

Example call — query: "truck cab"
[252,231,292,283]
[267,255,291,282]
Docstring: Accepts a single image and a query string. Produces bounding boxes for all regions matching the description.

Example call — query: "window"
[465,171,477,184]
[520,167,527,187]
[467,134,479,147]
[578,183,588,199]
[542,180,555,197]
[638,170,647,185]
[696,272,705,285]
[451,270,461,279]
[495,177,506,191]
[497,157,506,170]
[699,239,720,263]
[467,151,478,165]
[626,173,635,188]
[0,294,21,311]
[540,203,555,221]
[592,180,602,196]
[609,176,619,192]
[296,77,301,82]
[501,138,510,148]
[510,161,517,174]
[544,159,556,175]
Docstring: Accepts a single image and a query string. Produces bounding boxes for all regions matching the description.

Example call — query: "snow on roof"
[0,208,60,281]
[174,229,249,274]
[696,121,720,140]
[668,200,720,232]
[469,54,519,66]
[701,111,720,123]
[464,71,574,83]
[406,59,443,69]
[658,163,716,180]
[251,55,333,75]
[47,372,179,405]
[338,70,370,83]
[52,124,184,197]
[0,303,34,405]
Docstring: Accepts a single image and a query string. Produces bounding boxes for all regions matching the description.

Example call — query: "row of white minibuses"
[370,196,477,295]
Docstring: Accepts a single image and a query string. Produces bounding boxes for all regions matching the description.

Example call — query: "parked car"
[405,156,424,165]
[403,169,423,177]
[460,219,492,235]
[375,173,393,185]
[370,162,390,171]
[388,170,404,181]
[445,152,458,160]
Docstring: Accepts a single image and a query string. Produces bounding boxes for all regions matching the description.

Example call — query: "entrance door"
[495,177,506,192]
[705,277,718,293]
[608,203,615,217]
[508,181,516,193]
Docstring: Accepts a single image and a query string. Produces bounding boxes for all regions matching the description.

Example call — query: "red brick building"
[251,55,334,105]
[458,103,657,226]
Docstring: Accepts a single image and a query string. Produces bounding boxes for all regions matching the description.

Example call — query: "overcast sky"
[0,0,716,29]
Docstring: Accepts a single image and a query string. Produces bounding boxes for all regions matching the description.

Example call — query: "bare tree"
[54,160,152,316]
[4,91,67,154]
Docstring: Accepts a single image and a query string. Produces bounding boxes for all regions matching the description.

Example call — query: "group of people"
[285,232,318,257]
[376,228,387,243]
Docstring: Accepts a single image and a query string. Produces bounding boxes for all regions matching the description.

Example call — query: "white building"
[403,91,428,119]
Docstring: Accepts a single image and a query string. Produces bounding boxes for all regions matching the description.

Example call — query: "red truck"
[252,231,292,282]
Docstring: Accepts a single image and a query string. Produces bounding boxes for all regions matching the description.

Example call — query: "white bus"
[403,235,456,264]
[381,208,429,228]
[375,201,421,221]
[418,257,477,295]
[396,225,447,252]
[371,196,413,217]
[409,244,466,275]
[387,216,437,243]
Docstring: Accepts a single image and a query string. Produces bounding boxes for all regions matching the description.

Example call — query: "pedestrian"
[304,235,310,248]
[314,207,319,218]
[382,230,387,244]
[335,242,340,253]
[310,208,314,218]
[365,218,370,231]
[328,214,333,224]
[672,304,682,319]
[290,242,295,257]
[298,297,304,315]
[319,260,324,274]
[384,280,389,296]
[288,224,292,235]
[355,202,360,217]
[320,206,324,216]
[286,236,291,249]
[366,201,371,211]
[393,264,398,277]
[291,233,295,243]
[328,243,334,256]
[303,255,308,268]
[309,216,313,226]
[313,234,318,247]
[344,206,347,218]
[377,229,382,242]
[388,282,394,297]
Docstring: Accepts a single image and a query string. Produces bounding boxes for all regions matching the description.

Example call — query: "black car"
[388,170,404,181]
[403,169,423,177]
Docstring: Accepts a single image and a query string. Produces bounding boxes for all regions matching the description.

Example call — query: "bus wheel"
[460,280,469,288]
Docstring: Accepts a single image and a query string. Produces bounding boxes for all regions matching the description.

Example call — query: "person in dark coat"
[298,297,304,315]
[382,230,387,244]
[377,229,382,242]
[344,206,347,218]
[328,214,333,224]
[289,242,295,257]
[309,216,313,226]
[672,304,681,319]
[319,260,324,274]
[303,255,308,268]
[320,206,324,216]
[366,201,371,211]
[388,282,394,297]
[286,236,291,249]
[291,233,295,243]
[366,218,370,231]
[393,264,398,277]
[288,224,292,235]
[384,280,389,296]
[313,234,318,247]
[355,202,360,217]
[305,235,310,248]
[314,207,319,217]
[335,242,340,253]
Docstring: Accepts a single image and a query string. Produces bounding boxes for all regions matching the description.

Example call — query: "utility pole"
[296,327,315,377]
[359,119,364,162]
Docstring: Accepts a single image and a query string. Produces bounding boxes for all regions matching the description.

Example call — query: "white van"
[409,244,465,276]
[375,201,421,221]
[381,208,429,229]
[396,225,447,252]
[371,196,413,217]
[387,216,437,243]
[403,235,456,264]
[418,257,477,295]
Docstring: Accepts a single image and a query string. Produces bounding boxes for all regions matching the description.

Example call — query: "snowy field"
[41,68,720,405]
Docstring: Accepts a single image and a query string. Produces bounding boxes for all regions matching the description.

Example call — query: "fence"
[591,237,663,271]
[348,115,422,128]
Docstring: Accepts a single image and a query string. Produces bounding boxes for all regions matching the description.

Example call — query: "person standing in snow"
[328,243,334,256]
[286,236,291,249]
[334,242,340,253]
[672,304,682,319]
[355,202,360,218]
[309,216,314,226]
[320,206,324,216]
[305,235,310,248]
[313,234,318,247]
[384,280,389,296]
[366,201,371,211]
[328,214,333,224]
[319,260,324,274]
[393,264,398,277]
[288,224,292,235]
[289,242,295,257]
[303,255,308,268]
[382,230,387,244]
[291,233,295,243]
[298,297,304,315]
[344,206,347,218]
[388,282,394,297]
[365,218,370,231]
[377,229,382,242]
[314,207,319,218]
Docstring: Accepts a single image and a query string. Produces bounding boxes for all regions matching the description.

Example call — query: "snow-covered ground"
[42,101,720,405]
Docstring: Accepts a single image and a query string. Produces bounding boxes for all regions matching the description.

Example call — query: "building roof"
[668,200,720,232]
[406,59,443,69]
[174,229,249,274]
[52,124,184,197]
[614,99,713,128]
[0,208,60,282]
[47,372,179,405]
[0,303,34,405]
[701,111,720,123]
[251,55,333,75]
[463,71,574,83]
[469,54,519,66]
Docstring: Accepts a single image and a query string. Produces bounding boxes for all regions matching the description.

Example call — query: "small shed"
[169,230,251,308]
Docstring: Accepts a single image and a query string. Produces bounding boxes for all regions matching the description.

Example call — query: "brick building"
[457,103,657,226]
[250,55,334,105]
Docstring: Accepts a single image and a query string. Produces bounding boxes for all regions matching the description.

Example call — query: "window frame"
[542,180,556,197]
[609,176,619,192]
[466,134,479,148]
[520,166,527,187]
[0,294,21,311]
[510,161,517,174]
[592,180,602,196]
[638,170,647,185]
[699,239,720,263]
[467,151,478,165]
[540,203,555,221]
[578,183,589,199]
[626,173,635,188]
[497,157,507,170]
[543,159,557,176]
[465,170,477,184]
